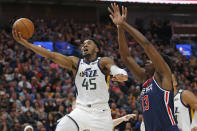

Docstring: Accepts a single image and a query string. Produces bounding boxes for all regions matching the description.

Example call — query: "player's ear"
[95,47,99,53]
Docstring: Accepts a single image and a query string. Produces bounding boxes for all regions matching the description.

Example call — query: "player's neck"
[84,54,97,63]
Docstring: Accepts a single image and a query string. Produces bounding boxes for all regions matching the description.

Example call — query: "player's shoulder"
[181,90,195,98]
[181,90,197,106]
[99,57,113,62]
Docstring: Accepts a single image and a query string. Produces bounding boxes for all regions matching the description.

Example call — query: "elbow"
[121,56,130,65]
[121,56,127,63]
[121,56,130,62]
[48,52,55,59]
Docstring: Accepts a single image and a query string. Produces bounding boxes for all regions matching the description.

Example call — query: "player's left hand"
[122,114,136,121]
[108,3,127,26]
[111,74,128,82]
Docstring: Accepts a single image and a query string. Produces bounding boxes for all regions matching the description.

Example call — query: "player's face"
[81,40,98,57]
[144,60,155,75]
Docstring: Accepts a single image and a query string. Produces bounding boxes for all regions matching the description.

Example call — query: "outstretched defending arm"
[121,21,171,78]
[12,30,79,73]
[118,26,146,82]
[108,4,146,82]
[108,3,172,89]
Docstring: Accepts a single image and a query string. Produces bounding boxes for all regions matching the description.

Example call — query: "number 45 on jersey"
[82,78,97,90]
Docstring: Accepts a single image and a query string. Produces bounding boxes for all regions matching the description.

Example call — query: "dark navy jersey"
[140,76,179,131]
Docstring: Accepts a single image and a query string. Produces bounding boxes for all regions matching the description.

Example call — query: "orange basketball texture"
[13,18,34,39]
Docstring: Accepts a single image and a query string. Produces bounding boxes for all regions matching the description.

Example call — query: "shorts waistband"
[76,102,110,112]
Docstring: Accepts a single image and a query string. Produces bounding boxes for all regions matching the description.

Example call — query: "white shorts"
[58,103,113,131]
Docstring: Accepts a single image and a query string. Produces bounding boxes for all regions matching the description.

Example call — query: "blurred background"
[0,0,196,131]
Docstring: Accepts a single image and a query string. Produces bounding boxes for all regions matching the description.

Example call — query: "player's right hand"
[108,3,127,26]
[122,114,136,121]
[12,29,27,45]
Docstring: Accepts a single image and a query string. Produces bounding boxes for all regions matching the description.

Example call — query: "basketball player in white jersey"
[12,30,128,131]
[173,74,197,131]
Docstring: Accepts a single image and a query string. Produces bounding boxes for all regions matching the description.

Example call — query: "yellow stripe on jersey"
[107,75,110,88]
[191,108,194,120]
[189,107,195,123]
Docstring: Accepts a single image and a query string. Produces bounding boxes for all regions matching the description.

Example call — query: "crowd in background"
[0,17,196,131]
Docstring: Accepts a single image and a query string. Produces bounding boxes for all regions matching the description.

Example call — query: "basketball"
[12,18,34,39]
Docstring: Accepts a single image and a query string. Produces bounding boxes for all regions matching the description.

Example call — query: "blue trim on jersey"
[152,76,172,92]
[189,106,192,124]
[76,59,81,72]
[180,90,189,108]
[74,59,81,97]
[97,57,106,75]
[83,57,98,65]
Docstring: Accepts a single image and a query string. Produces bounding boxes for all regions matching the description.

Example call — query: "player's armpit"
[182,90,197,110]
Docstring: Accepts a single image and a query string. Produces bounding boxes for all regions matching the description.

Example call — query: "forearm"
[21,41,53,59]
[121,21,150,48]
[118,26,146,82]
[113,118,124,127]
[118,26,131,59]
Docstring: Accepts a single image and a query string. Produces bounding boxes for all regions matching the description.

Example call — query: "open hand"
[108,3,127,25]
[12,29,28,46]
[111,74,128,82]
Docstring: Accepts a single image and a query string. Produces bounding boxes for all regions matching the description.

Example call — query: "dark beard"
[82,53,91,58]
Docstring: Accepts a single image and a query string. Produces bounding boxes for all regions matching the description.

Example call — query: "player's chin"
[82,53,90,57]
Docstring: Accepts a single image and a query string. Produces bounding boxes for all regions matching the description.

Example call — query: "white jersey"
[75,57,110,105]
[191,111,197,129]
[174,89,196,131]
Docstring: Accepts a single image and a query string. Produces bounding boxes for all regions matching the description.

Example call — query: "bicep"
[51,52,79,71]
[182,90,197,110]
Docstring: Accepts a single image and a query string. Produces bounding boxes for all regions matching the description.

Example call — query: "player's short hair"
[88,38,100,52]
[161,54,174,72]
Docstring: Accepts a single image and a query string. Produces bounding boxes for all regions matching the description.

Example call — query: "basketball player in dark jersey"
[108,3,179,131]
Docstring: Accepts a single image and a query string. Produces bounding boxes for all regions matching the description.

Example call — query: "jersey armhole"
[75,59,81,76]
[97,57,107,75]
[180,91,190,108]
[153,76,171,92]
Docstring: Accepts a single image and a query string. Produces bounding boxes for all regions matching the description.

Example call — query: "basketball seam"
[20,20,30,39]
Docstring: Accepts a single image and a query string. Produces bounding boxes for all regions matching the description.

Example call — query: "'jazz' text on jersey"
[80,68,98,78]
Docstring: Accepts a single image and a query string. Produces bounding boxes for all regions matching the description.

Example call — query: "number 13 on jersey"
[142,95,149,111]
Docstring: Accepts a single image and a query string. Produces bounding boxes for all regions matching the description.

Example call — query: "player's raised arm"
[182,90,197,110]
[108,4,146,82]
[118,26,146,82]
[12,30,79,73]
[121,21,171,77]
[99,57,128,82]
